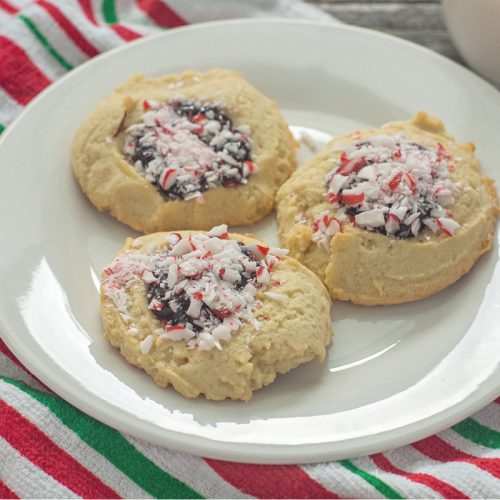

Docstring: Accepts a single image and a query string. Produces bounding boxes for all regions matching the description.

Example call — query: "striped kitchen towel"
[0,1,499,498]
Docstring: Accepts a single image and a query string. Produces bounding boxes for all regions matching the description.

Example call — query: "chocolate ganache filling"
[123,99,255,201]
[146,241,256,333]
[102,226,287,351]
[310,134,460,248]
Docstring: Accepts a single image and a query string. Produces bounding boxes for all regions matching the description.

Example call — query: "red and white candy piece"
[385,213,400,235]
[159,169,177,191]
[337,157,366,175]
[161,326,196,341]
[207,224,229,239]
[170,238,192,256]
[245,243,271,260]
[242,160,257,177]
[256,265,270,284]
[436,217,459,237]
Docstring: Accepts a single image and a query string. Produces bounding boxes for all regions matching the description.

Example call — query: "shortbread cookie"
[72,69,297,233]
[277,112,498,305]
[100,226,332,400]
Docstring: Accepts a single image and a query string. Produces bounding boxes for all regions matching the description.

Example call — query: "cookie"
[100,226,332,400]
[72,69,297,233]
[277,112,498,305]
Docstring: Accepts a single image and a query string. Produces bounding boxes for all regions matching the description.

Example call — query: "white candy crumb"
[140,335,154,354]
[142,270,156,284]
[212,324,231,342]
[294,212,307,224]
[299,131,318,152]
[167,81,184,90]
[264,291,288,301]
[207,224,228,237]
[252,318,262,330]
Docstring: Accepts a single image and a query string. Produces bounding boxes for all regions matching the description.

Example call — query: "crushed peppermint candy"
[263,291,288,301]
[123,99,256,201]
[102,226,287,351]
[140,335,154,354]
[311,134,460,247]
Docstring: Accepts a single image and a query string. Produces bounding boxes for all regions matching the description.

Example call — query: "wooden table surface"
[307,0,463,64]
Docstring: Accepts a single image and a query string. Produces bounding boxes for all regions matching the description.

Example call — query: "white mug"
[442,0,500,86]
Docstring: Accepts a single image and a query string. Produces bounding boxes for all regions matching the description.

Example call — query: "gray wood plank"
[384,30,462,62]
[310,4,444,31]
[310,1,439,4]
[306,0,463,63]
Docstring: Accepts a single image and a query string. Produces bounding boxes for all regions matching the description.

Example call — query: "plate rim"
[1,18,499,464]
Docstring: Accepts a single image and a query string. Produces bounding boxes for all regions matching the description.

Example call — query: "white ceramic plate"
[1,20,499,465]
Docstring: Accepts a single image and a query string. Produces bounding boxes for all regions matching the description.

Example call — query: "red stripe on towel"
[0,480,19,499]
[36,0,99,57]
[77,0,97,25]
[111,23,142,41]
[413,436,500,479]
[0,36,51,105]
[0,401,120,498]
[0,0,18,14]
[136,0,187,28]
[206,460,339,499]
[371,453,467,498]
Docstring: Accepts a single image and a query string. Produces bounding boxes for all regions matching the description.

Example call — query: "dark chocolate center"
[146,243,256,331]
[128,100,252,201]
